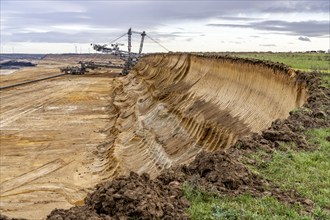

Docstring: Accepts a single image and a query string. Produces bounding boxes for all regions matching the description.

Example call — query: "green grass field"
[234,52,330,73]
[184,128,330,219]
[251,129,330,210]
[184,185,316,220]
[184,53,330,219]
[234,52,330,88]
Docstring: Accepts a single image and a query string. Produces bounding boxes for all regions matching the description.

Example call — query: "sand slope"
[96,53,307,178]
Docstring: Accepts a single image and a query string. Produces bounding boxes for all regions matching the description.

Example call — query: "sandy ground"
[0,57,119,219]
[0,61,69,88]
[0,70,18,76]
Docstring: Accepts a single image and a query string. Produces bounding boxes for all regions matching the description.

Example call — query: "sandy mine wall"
[93,53,307,178]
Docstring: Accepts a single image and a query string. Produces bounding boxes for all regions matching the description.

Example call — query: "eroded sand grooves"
[0,54,307,219]
[95,53,307,179]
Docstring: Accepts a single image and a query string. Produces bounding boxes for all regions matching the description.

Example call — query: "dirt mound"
[0,60,36,69]
[183,151,264,194]
[154,151,264,194]
[0,214,26,220]
[46,151,263,220]
[184,150,316,209]
[47,172,189,220]
[45,150,316,219]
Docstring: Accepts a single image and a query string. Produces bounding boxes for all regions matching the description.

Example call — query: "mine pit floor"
[0,57,119,219]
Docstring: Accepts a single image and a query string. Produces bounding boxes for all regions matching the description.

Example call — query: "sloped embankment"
[93,53,307,179]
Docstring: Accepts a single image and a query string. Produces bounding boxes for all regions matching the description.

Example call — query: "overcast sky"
[1,0,329,53]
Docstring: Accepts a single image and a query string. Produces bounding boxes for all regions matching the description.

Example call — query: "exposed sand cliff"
[94,53,307,179]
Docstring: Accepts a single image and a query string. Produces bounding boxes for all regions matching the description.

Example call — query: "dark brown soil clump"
[182,151,264,194]
[0,214,26,220]
[47,172,189,220]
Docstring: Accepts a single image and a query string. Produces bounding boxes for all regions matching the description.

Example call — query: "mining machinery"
[91,28,147,75]
[60,66,86,75]
[61,28,168,75]
[60,61,124,75]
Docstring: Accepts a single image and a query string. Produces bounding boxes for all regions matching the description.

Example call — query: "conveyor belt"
[0,73,67,90]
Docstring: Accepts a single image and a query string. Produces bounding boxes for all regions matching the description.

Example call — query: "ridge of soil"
[3,55,329,220]
[0,60,36,70]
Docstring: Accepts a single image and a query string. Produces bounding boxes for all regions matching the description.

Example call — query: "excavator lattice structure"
[61,28,168,75]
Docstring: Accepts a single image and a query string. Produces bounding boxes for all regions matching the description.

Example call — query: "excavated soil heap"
[93,53,307,179]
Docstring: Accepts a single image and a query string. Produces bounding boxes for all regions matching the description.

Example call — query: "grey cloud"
[254,20,329,37]
[2,1,209,44]
[264,1,330,13]
[216,16,260,21]
[1,0,329,44]
[8,12,92,26]
[208,20,329,37]
[6,31,111,43]
[298,36,311,42]
[147,31,202,42]
[6,31,176,45]
[208,24,248,28]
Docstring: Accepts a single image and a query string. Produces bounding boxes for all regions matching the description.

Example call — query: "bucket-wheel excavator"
[61,28,168,75]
